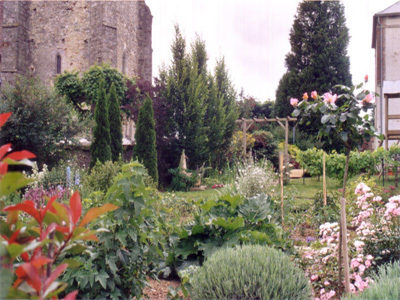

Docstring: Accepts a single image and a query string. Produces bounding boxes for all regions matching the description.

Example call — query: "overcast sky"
[146,0,396,102]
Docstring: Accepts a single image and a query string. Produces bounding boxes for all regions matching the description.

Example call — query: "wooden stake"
[341,197,351,294]
[279,152,284,227]
[323,152,327,206]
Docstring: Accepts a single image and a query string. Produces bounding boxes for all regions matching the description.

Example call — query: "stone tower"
[0,0,152,86]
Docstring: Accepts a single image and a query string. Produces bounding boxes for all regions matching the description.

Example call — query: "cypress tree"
[108,83,123,162]
[133,96,158,185]
[90,79,111,168]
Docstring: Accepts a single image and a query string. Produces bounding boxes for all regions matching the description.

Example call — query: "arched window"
[56,54,62,74]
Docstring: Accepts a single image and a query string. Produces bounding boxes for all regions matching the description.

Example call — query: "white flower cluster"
[235,159,277,198]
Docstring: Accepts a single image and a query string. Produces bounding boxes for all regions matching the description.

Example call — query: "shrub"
[168,167,198,191]
[0,76,83,167]
[82,160,123,194]
[342,261,400,300]
[62,162,167,299]
[235,158,277,197]
[190,245,311,300]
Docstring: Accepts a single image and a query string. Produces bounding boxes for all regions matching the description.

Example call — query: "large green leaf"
[0,172,33,197]
[213,217,244,231]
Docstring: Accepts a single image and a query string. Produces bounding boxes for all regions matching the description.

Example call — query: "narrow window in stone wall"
[122,51,127,75]
[56,54,62,74]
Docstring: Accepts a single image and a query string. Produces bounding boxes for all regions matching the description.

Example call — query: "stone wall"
[1,1,31,85]
[1,0,152,86]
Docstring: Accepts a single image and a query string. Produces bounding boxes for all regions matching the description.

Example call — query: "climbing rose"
[290,98,299,107]
[323,93,337,105]
[303,92,308,100]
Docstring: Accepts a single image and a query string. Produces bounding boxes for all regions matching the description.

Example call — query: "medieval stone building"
[0,0,153,86]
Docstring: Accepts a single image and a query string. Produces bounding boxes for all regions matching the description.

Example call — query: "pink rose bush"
[298,182,400,299]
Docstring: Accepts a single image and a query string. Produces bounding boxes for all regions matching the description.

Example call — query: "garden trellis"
[235,117,297,163]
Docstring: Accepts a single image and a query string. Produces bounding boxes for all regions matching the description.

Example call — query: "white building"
[372,1,400,148]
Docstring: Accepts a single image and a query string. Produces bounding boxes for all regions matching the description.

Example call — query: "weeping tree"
[90,79,111,169]
[292,80,382,296]
[133,96,158,185]
[108,84,123,162]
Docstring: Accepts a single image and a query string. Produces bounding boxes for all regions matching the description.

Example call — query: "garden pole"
[323,152,327,206]
[280,152,284,227]
[339,150,351,295]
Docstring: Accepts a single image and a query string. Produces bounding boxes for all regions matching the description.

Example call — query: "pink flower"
[354,240,365,249]
[365,260,372,267]
[366,255,374,260]
[362,93,373,105]
[351,258,360,269]
[311,274,319,282]
[290,98,299,107]
[355,182,371,194]
[323,93,337,105]
[359,264,366,273]
[324,281,330,286]
[311,91,318,99]
[303,92,309,100]
[329,290,336,298]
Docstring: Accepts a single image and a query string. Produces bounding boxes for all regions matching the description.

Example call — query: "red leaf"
[0,143,12,161]
[20,263,42,292]
[55,225,70,234]
[21,252,30,262]
[0,112,12,128]
[79,203,119,227]
[5,150,36,161]
[62,290,78,300]
[42,195,58,220]
[69,191,82,226]
[80,234,99,242]
[0,162,8,175]
[30,257,52,269]
[8,228,21,243]
[43,263,68,292]
[13,278,23,288]
[4,201,41,224]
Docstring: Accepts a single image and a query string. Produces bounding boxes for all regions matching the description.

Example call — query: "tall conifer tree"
[108,83,123,162]
[275,0,352,122]
[90,79,111,168]
[133,96,158,185]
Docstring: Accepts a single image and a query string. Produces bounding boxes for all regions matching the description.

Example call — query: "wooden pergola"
[235,117,297,162]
